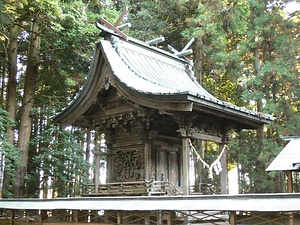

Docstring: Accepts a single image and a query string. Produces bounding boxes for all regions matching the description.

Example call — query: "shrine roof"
[101,37,216,98]
[53,22,275,128]
[266,139,300,172]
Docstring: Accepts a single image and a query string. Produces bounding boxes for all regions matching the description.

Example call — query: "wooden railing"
[81,181,151,196]
[81,181,217,196]
[149,181,182,196]
[191,183,216,195]
[81,180,182,196]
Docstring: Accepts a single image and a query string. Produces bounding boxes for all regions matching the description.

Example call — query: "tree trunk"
[254,48,264,139]
[14,21,40,198]
[3,24,19,198]
[194,36,203,84]
[7,24,18,147]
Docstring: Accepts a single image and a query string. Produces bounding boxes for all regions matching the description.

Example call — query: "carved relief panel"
[112,148,145,182]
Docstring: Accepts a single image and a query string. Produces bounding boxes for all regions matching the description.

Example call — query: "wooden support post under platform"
[117,211,122,224]
[157,211,162,225]
[40,209,48,223]
[144,214,150,225]
[10,209,14,225]
[167,211,175,225]
[229,211,236,225]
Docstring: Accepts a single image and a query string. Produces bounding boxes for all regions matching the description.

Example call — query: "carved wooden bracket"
[177,128,187,137]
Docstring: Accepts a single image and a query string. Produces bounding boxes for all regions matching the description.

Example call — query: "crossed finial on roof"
[97,7,194,60]
[97,7,131,41]
[168,38,195,58]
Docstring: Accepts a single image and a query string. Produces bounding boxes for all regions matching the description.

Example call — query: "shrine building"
[53,18,275,196]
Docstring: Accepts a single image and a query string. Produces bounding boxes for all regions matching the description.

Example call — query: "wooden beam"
[287,171,293,193]
[188,132,223,143]
[100,17,128,41]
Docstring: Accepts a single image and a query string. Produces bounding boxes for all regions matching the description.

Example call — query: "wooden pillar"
[94,152,101,193]
[93,133,101,192]
[40,210,48,223]
[144,142,151,181]
[220,144,228,194]
[287,171,293,193]
[287,171,294,225]
[229,211,236,225]
[194,140,203,192]
[182,136,190,195]
[280,171,285,192]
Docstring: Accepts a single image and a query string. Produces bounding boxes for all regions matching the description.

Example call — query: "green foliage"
[32,125,89,197]
[181,0,299,192]
[0,107,19,198]
[127,1,169,41]
[1,0,111,197]
[228,130,282,193]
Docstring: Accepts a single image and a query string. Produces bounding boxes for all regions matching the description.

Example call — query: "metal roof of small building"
[266,139,300,172]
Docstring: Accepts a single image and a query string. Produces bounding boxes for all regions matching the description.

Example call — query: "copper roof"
[53,24,275,128]
[102,37,214,97]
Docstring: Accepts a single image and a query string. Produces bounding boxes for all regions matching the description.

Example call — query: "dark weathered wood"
[189,132,223,143]
[144,142,151,181]
[287,171,293,193]
[100,18,128,41]
[181,136,190,195]
[82,181,151,196]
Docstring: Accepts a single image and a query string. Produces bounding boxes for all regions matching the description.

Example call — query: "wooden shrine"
[53,14,275,196]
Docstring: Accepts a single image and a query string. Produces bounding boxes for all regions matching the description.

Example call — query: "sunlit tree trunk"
[14,21,40,198]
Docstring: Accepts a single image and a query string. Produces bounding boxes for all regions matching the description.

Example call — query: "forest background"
[0,0,299,198]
